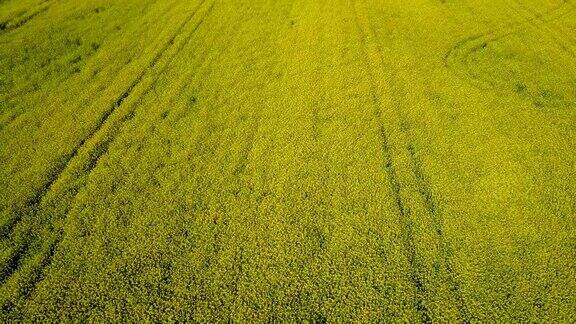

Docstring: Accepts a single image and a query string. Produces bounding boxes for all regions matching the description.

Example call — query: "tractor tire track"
[19,234,60,300]
[0,0,166,139]
[0,232,60,316]
[1,0,212,240]
[407,144,470,323]
[351,1,431,322]
[378,125,431,323]
[507,0,576,57]
[444,0,574,89]
[0,0,159,114]
[352,0,470,321]
[68,0,215,188]
[10,0,217,307]
[0,240,30,284]
[0,1,52,35]
[0,0,215,310]
[233,117,260,178]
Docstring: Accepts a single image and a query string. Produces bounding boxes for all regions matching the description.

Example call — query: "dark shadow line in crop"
[0,1,215,308]
[0,5,50,34]
[73,0,215,186]
[351,2,431,321]
[0,233,62,315]
[352,4,432,323]
[0,151,75,239]
[507,0,576,58]
[233,116,260,177]
[407,144,471,323]
[19,233,61,301]
[0,0,160,106]
[0,240,31,285]
[5,0,213,236]
[377,120,431,324]
[444,0,574,89]
[0,209,25,239]
[0,2,207,229]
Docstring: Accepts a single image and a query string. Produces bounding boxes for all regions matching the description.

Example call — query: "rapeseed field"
[1,0,575,321]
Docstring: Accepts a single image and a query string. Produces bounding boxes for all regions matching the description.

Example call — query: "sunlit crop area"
[1,0,575,321]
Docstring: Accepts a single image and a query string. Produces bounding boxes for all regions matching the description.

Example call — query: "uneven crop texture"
[0,0,575,321]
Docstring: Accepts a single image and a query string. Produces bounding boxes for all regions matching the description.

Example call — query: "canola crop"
[0,0,575,321]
